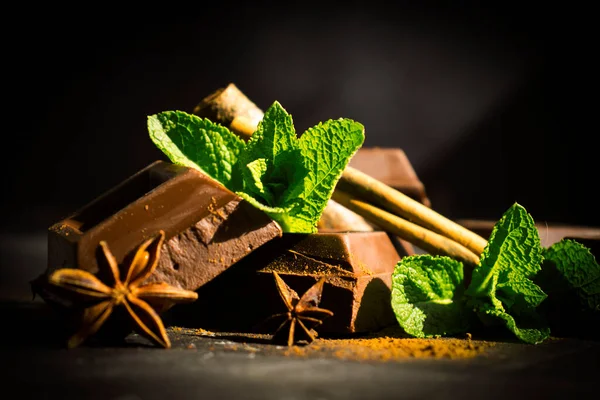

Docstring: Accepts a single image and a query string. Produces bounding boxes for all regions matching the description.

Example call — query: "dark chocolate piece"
[167,231,401,334]
[45,161,282,293]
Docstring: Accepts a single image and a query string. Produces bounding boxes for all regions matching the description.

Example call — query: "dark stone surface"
[1,300,598,400]
[2,233,599,400]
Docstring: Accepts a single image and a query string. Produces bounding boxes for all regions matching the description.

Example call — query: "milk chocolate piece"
[317,199,375,232]
[318,199,415,258]
[45,161,282,293]
[168,231,401,334]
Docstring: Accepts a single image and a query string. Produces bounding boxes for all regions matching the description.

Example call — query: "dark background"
[2,3,597,297]
[1,6,599,400]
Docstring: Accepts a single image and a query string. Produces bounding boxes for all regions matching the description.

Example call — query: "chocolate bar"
[45,161,282,293]
[167,231,401,334]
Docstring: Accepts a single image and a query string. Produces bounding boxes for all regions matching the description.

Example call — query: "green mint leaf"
[148,111,245,188]
[467,203,544,297]
[465,203,550,344]
[535,239,600,338]
[542,239,600,309]
[292,118,365,231]
[236,191,291,216]
[477,303,551,345]
[391,255,471,338]
[237,189,315,233]
[236,102,307,210]
[148,102,365,234]
[497,271,547,313]
[234,102,364,233]
[241,101,298,164]
[242,158,275,206]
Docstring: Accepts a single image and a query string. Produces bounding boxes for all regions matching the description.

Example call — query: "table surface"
[3,302,600,400]
[1,234,599,400]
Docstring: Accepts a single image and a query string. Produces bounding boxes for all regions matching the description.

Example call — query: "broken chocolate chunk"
[166,231,401,335]
[44,161,282,294]
[317,199,375,233]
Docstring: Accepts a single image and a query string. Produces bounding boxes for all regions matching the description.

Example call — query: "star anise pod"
[268,272,334,346]
[47,230,198,349]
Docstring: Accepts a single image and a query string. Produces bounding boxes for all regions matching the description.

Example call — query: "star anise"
[268,272,334,346]
[47,230,198,349]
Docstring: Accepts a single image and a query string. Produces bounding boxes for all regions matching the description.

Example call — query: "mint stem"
[332,189,480,266]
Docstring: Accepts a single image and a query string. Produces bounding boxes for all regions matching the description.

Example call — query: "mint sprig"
[392,203,554,344]
[148,111,245,187]
[465,203,550,344]
[147,101,364,233]
[391,255,471,338]
[535,239,600,338]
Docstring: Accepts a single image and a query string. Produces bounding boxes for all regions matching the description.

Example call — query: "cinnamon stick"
[193,83,263,141]
[337,166,488,256]
[332,190,480,266]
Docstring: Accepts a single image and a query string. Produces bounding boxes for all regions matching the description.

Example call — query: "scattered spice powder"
[193,327,216,337]
[172,326,494,362]
[262,251,354,277]
[172,326,216,337]
[283,335,495,362]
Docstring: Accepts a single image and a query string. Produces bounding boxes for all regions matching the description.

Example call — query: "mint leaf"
[242,158,275,206]
[148,102,364,233]
[235,102,307,212]
[234,102,364,233]
[536,239,600,338]
[391,255,471,338]
[240,101,298,164]
[148,111,245,188]
[498,271,547,313]
[293,118,365,232]
[467,203,544,296]
[542,239,600,310]
[465,203,550,344]
[236,191,291,216]
[477,303,551,345]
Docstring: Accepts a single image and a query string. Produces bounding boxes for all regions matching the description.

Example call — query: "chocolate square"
[45,161,282,292]
[168,231,401,334]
